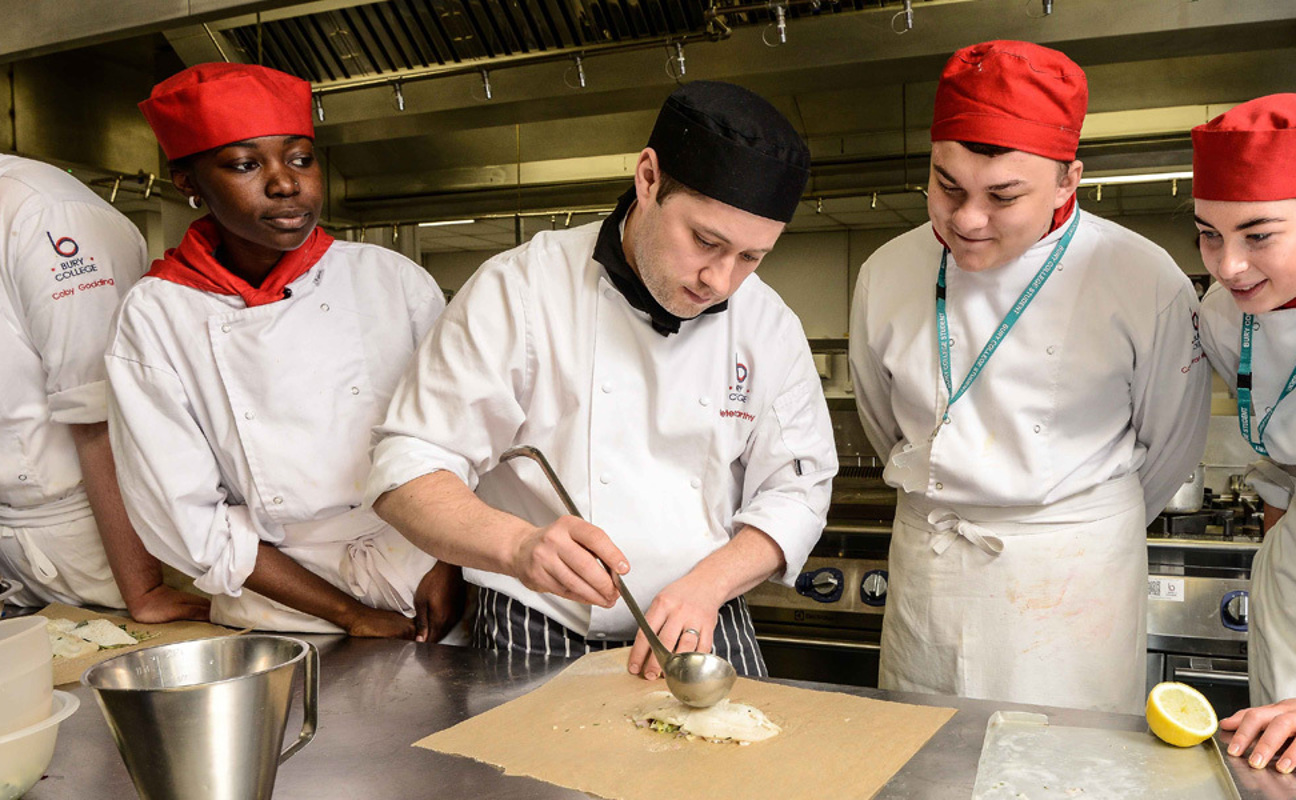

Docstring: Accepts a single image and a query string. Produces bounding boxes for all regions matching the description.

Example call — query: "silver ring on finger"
[682,628,701,638]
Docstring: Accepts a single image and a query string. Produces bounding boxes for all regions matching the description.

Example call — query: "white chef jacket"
[0,154,146,526]
[106,242,445,614]
[366,221,836,640]
[1198,283,1296,706]
[851,208,1210,523]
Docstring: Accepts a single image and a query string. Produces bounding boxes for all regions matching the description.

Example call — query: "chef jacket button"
[949,338,956,347]
[1047,345,1056,355]
[1033,424,1042,433]
[935,482,944,491]
[245,411,256,420]
[320,303,330,312]
[17,473,27,481]
[351,386,360,395]
[690,478,701,489]
[603,288,616,300]
[600,474,611,485]
[220,323,231,333]
[601,382,613,394]
[273,496,284,505]
[1254,321,1261,330]
[594,632,607,639]
[699,396,711,407]
[943,417,951,425]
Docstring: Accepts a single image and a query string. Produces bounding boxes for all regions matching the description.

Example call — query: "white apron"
[0,505,124,609]
[880,474,1147,714]
[1249,507,1296,706]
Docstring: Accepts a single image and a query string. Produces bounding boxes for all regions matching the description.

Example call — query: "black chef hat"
[646,81,810,223]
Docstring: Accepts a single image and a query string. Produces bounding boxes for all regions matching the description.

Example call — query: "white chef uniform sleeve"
[367,257,530,504]
[1132,282,1211,524]
[731,334,836,586]
[848,259,902,458]
[10,199,146,424]
[106,306,272,597]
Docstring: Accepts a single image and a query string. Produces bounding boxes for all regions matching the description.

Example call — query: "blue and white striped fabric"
[472,586,768,677]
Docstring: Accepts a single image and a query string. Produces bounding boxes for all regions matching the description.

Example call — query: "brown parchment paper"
[416,648,956,800]
[36,603,243,685]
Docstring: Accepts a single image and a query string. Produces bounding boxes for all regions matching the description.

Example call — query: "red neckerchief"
[146,216,334,307]
[932,194,1077,250]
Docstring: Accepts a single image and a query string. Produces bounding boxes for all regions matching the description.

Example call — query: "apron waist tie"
[926,509,1005,557]
[4,528,61,582]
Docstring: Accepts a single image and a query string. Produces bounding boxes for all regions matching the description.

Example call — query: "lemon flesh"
[1146,681,1219,747]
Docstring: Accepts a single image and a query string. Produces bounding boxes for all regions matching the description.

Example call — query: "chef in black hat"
[366,81,835,677]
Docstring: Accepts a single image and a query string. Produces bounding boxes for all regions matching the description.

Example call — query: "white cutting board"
[972,711,1241,799]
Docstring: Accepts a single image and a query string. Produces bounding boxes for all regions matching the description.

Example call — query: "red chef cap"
[1192,94,1296,202]
[931,40,1087,162]
[139,63,314,162]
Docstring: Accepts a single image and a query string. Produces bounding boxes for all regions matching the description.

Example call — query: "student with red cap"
[104,63,465,640]
[850,41,1210,713]
[1192,94,1296,772]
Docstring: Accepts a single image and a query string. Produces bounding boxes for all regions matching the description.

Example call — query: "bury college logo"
[47,231,100,290]
[729,356,751,403]
[47,232,78,257]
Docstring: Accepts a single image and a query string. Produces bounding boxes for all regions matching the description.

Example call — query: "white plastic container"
[0,616,52,737]
[0,690,79,800]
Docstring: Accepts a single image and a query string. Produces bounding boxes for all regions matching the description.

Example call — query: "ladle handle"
[501,446,674,668]
[280,641,319,764]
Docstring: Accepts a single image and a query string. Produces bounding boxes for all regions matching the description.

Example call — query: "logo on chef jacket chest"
[728,357,752,403]
[47,231,99,283]
[719,355,756,422]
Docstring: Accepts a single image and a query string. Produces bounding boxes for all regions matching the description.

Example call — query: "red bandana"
[146,216,333,307]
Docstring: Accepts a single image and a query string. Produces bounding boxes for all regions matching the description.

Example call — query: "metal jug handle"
[279,640,320,764]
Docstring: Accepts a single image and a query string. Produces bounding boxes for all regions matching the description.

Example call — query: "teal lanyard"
[936,211,1079,423]
[1236,313,1296,456]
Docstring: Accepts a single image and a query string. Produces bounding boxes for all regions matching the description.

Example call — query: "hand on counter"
[627,571,723,681]
[127,583,212,624]
[511,515,628,608]
[342,605,417,639]
[414,561,466,642]
[1221,699,1296,773]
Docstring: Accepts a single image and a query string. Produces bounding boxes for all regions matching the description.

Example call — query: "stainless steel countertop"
[25,636,1296,799]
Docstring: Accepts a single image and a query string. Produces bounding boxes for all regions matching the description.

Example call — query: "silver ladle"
[501,446,738,708]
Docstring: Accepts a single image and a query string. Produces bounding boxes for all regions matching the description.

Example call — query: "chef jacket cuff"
[1246,460,1295,511]
[732,496,823,587]
[47,381,109,425]
[364,436,476,508]
[191,527,259,598]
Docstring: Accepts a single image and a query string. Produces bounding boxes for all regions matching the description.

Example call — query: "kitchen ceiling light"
[1078,170,1193,186]
[418,219,477,227]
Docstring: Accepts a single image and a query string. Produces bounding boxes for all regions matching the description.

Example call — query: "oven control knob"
[795,568,844,603]
[860,570,889,607]
[1221,590,1249,632]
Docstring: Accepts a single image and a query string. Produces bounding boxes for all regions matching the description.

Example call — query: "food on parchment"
[1147,681,1218,747]
[631,691,781,744]
[45,617,152,658]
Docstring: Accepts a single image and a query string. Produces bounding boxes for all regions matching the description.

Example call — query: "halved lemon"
[1146,681,1219,747]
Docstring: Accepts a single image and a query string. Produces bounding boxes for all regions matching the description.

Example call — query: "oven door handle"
[755,634,881,653]
[1171,667,1250,687]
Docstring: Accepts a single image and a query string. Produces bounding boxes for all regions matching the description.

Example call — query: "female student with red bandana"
[850,41,1211,714]
[1193,94,1296,773]
[104,63,465,640]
